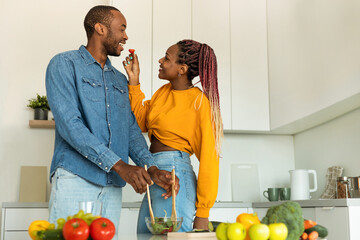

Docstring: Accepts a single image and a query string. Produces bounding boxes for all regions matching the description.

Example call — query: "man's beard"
[104,30,120,57]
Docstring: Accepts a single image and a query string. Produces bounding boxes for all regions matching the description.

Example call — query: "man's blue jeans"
[49,168,122,240]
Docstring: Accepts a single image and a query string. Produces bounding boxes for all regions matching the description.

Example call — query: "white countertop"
[4,199,360,209]
[253,198,360,208]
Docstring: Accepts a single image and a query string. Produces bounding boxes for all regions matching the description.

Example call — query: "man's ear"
[179,64,188,75]
[94,23,107,36]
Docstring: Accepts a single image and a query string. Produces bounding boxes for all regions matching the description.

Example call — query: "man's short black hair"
[84,5,120,39]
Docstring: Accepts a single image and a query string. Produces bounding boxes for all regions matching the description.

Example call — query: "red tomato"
[62,218,89,240]
[129,49,135,54]
[90,217,115,240]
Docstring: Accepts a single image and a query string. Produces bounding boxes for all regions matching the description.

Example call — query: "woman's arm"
[123,51,150,132]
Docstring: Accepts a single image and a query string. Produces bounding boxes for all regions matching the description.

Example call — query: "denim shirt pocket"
[82,77,104,102]
[113,84,127,108]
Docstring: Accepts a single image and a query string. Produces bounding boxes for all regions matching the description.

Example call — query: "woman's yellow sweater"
[128,83,219,218]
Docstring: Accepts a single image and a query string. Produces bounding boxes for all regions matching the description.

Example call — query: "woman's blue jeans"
[137,151,197,233]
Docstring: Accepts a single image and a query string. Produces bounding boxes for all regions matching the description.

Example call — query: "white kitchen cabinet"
[267,0,360,132]
[1,203,139,240]
[152,0,192,94]
[111,0,153,99]
[315,207,349,240]
[230,0,270,131]
[192,0,232,130]
[118,207,140,236]
[1,206,49,240]
[209,207,249,222]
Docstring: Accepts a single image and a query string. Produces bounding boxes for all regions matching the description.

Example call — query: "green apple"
[216,222,229,240]
[248,224,270,240]
[268,223,288,240]
[227,222,246,240]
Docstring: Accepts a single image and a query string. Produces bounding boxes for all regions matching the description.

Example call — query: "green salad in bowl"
[145,217,183,235]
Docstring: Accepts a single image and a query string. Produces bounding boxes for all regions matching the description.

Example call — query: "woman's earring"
[178,73,181,77]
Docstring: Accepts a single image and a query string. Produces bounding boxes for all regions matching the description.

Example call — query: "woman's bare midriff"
[149,135,177,153]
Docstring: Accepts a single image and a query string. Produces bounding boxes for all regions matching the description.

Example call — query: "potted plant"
[27,94,51,120]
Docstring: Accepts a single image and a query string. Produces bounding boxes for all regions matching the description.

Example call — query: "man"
[45,5,178,237]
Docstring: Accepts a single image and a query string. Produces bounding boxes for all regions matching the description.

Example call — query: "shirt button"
[109,141,112,144]
[120,90,124,93]
[106,87,109,90]
[105,167,108,170]
[107,104,110,107]
[99,162,102,165]
[85,156,88,158]
[108,123,111,126]
[92,83,96,86]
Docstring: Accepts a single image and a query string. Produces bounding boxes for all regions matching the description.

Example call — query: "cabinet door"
[192,0,232,130]
[118,208,140,236]
[230,0,269,131]
[315,207,349,240]
[111,0,152,99]
[348,206,360,240]
[302,208,316,221]
[4,231,30,240]
[209,208,248,222]
[4,208,49,231]
[252,208,268,220]
[152,0,192,94]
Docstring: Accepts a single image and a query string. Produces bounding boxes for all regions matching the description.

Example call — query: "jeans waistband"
[151,150,190,160]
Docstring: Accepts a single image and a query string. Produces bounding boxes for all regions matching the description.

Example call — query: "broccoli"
[261,201,304,240]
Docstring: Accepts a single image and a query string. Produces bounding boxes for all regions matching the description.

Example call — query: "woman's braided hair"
[177,39,223,156]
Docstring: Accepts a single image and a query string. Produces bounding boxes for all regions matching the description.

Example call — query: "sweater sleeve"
[128,84,151,132]
[194,100,220,218]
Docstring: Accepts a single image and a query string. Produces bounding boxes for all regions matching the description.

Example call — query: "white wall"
[294,108,360,199]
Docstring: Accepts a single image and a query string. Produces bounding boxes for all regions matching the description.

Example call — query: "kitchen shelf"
[29,120,55,129]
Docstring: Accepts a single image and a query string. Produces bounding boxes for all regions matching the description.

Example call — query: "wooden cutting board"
[167,231,216,239]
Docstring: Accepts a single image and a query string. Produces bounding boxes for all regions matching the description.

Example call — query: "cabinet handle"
[321,207,334,210]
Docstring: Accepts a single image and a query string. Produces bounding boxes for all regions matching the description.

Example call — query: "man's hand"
[147,166,180,199]
[193,217,209,230]
[111,160,152,194]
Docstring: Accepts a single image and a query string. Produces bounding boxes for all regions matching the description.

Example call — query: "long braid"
[177,40,223,156]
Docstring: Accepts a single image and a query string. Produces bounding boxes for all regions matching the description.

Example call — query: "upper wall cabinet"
[152,0,192,94]
[192,0,232,130]
[112,0,271,132]
[112,0,153,99]
[230,0,270,131]
[268,0,360,132]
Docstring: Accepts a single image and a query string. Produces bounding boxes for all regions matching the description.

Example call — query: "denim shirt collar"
[79,45,114,72]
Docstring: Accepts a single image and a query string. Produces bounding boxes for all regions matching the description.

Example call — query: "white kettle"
[289,169,318,200]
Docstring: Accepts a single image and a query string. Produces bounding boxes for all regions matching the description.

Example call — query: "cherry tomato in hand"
[62,218,89,240]
[129,49,135,54]
[90,217,116,240]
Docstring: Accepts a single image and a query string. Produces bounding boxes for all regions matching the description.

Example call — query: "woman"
[123,39,223,232]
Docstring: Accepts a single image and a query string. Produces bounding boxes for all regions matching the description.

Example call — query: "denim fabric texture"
[137,151,197,233]
[49,168,122,240]
[45,45,157,187]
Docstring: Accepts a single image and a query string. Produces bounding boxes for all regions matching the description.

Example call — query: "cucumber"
[37,229,64,240]
[305,224,328,238]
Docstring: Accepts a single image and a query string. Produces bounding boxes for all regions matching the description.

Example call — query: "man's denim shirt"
[45,45,156,187]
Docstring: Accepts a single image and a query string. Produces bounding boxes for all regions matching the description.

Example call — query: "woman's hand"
[193,217,209,230]
[123,50,140,85]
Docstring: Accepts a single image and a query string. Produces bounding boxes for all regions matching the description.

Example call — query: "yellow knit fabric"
[128,83,219,218]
